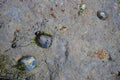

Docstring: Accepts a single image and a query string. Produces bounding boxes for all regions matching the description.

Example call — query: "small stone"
[35,31,52,48]
[11,42,16,48]
[111,71,120,76]
[97,11,108,20]
[118,71,120,76]
[0,24,2,28]
[108,54,112,61]
[18,56,36,70]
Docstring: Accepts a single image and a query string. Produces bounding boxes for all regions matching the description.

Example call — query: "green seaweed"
[0,54,9,74]
[16,63,26,71]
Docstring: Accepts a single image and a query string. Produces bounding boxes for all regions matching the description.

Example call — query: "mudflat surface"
[0,0,120,80]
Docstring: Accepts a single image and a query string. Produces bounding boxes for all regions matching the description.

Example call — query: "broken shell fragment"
[35,31,52,48]
[17,56,36,70]
[97,11,108,20]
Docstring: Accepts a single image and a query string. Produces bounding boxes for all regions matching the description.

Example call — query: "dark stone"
[35,31,52,48]
[97,11,108,20]
[118,71,120,76]
[11,42,16,48]
[0,24,2,28]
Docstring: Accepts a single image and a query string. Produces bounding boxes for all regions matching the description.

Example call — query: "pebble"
[118,71,120,76]
[35,31,52,48]
[97,11,108,20]
[18,56,36,70]
[11,42,17,48]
